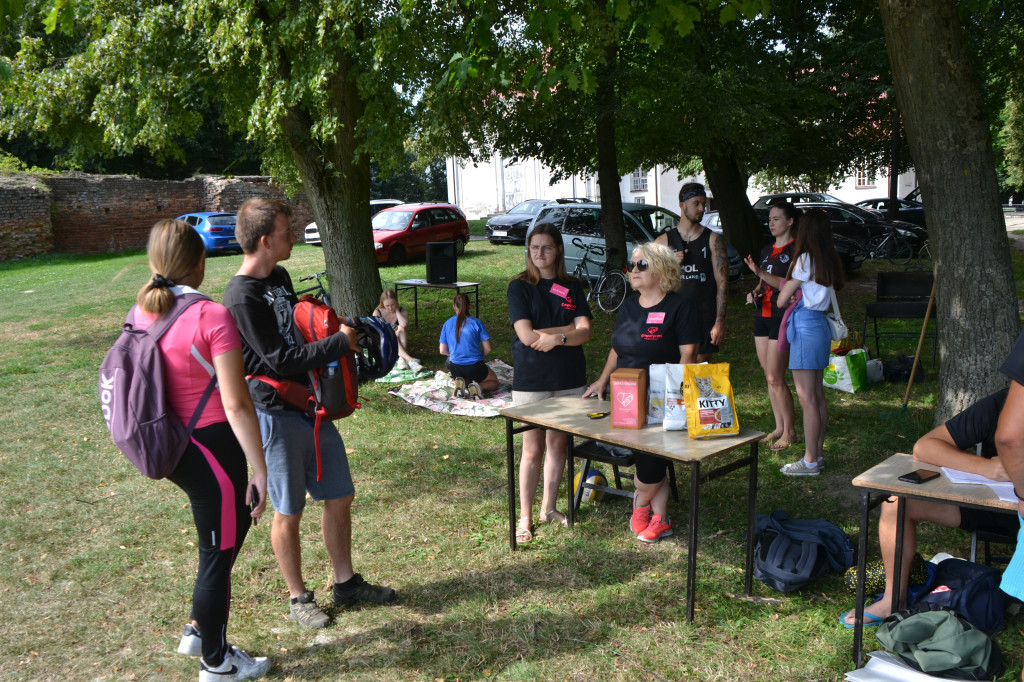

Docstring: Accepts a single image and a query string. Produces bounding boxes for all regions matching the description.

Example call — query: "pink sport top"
[135,290,241,429]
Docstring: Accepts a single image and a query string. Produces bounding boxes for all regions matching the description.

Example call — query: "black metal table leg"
[745,440,758,595]
[506,417,516,551]
[853,490,870,667]
[686,461,700,623]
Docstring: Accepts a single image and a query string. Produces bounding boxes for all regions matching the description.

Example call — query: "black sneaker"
[333,574,396,608]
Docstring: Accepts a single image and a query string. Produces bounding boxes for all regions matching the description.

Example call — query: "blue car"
[176,212,242,254]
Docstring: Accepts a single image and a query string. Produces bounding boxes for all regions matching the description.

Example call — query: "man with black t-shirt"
[223,198,395,630]
[654,182,729,361]
[840,388,1016,627]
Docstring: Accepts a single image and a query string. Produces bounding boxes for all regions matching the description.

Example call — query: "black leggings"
[168,421,251,665]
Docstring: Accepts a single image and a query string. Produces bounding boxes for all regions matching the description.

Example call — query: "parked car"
[372,203,469,266]
[525,202,742,283]
[696,212,744,283]
[855,198,927,228]
[304,199,404,245]
[176,212,242,254]
[751,192,844,210]
[486,198,590,244]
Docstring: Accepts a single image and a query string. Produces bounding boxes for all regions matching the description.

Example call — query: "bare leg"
[754,335,797,443]
[634,476,670,517]
[844,496,962,624]
[323,495,355,584]
[540,430,568,516]
[480,368,500,392]
[519,428,546,521]
[792,368,825,463]
[395,325,415,362]
[271,511,307,598]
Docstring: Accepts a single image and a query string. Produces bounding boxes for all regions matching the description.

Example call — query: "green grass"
[2,244,1023,680]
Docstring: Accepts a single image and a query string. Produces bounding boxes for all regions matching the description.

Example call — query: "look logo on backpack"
[99,293,217,479]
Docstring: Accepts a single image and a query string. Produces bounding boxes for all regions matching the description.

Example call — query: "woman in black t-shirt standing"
[584,242,702,543]
[743,202,798,451]
[507,223,593,543]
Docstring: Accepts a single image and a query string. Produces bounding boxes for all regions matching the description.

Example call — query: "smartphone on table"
[898,469,940,484]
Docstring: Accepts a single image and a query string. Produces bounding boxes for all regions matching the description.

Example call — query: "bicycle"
[858,226,913,266]
[568,237,628,313]
[297,270,332,308]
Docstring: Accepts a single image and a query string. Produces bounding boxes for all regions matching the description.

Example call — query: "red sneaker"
[637,515,673,543]
[630,496,652,534]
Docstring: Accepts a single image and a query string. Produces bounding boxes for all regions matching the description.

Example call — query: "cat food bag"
[647,364,667,424]
[662,364,687,431]
[683,363,740,438]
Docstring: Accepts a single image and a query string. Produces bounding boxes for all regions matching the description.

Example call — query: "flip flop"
[540,509,569,527]
[770,439,796,451]
[516,517,534,543]
[839,610,885,629]
[760,432,781,443]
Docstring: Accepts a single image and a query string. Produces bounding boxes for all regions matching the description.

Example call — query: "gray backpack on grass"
[99,293,216,479]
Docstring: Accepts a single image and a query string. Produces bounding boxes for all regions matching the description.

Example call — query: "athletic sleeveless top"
[757,240,795,319]
[666,226,716,319]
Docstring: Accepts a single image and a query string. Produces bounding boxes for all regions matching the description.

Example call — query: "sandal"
[760,431,782,444]
[516,517,534,543]
[770,438,797,451]
[540,509,569,527]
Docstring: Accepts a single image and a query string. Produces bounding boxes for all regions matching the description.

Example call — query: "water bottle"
[325,360,339,377]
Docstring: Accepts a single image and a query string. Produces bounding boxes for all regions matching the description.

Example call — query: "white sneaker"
[396,357,409,371]
[409,359,423,372]
[177,623,202,657]
[199,645,271,681]
[780,458,821,477]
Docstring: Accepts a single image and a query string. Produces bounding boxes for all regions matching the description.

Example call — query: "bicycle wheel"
[595,270,627,313]
[864,234,886,261]
[886,232,912,265]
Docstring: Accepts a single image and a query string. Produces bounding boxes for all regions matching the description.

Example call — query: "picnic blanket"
[375,366,434,384]
[387,359,515,417]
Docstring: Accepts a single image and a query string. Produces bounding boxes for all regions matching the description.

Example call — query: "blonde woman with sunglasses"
[583,242,701,543]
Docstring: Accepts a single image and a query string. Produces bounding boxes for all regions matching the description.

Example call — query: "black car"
[762,201,927,272]
[855,198,927,229]
[486,198,588,244]
[752,192,845,210]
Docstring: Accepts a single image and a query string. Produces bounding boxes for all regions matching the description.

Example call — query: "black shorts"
[753,315,784,341]
[634,452,669,484]
[697,305,719,356]
[446,359,489,383]
[959,507,1019,536]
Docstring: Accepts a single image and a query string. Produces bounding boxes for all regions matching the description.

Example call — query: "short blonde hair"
[631,242,680,294]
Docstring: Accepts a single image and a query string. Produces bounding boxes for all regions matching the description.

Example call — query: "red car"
[373,203,469,266]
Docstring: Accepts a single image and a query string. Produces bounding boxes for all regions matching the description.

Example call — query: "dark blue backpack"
[754,510,855,593]
[914,558,1005,633]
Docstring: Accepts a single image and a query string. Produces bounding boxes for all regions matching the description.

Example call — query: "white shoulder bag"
[826,287,847,342]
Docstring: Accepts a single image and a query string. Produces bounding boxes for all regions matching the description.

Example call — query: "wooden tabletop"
[852,453,1017,511]
[500,397,763,463]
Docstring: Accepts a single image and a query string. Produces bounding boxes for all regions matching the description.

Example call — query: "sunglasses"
[625,260,649,272]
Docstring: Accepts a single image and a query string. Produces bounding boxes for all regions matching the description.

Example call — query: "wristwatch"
[560,332,567,345]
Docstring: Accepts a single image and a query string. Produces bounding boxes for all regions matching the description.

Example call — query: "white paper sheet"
[940,467,1017,502]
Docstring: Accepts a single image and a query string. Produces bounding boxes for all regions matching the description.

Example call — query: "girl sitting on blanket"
[439,293,499,398]
[374,289,422,372]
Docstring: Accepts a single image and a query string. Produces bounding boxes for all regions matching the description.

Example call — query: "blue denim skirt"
[787,303,831,370]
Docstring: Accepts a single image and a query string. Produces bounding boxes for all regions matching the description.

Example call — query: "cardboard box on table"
[610,368,647,429]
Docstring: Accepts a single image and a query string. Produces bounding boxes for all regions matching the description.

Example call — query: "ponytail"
[137,220,204,316]
[453,293,470,343]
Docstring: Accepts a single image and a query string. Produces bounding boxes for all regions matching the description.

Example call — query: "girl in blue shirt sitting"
[439,293,499,397]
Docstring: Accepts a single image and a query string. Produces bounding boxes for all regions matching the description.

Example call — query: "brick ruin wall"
[0,175,53,260]
[0,172,312,261]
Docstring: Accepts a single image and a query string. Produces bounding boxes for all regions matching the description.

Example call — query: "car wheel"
[386,244,406,266]
[454,237,466,256]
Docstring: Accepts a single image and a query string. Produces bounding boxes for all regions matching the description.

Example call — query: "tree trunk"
[879,0,1019,423]
[280,55,380,318]
[702,151,761,264]
[887,109,901,221]
[595,42,626,270]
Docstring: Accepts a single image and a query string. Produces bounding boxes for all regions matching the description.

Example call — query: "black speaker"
[426,242,457,284]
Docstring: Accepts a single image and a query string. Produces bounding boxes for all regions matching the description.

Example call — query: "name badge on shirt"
[550,283,570,299]
[646,312,665,324]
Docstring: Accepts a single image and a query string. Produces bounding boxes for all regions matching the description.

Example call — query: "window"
[630,168,648,192]
[563,207,603,237]
[855,168,875,189]
[533,207,568,232]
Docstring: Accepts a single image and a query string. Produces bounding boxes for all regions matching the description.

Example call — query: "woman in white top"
[373,289,421,371]
[775,209,844,477]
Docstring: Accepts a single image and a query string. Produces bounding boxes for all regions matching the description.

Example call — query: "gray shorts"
[257,408,355,516]
[512,386,586,406]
